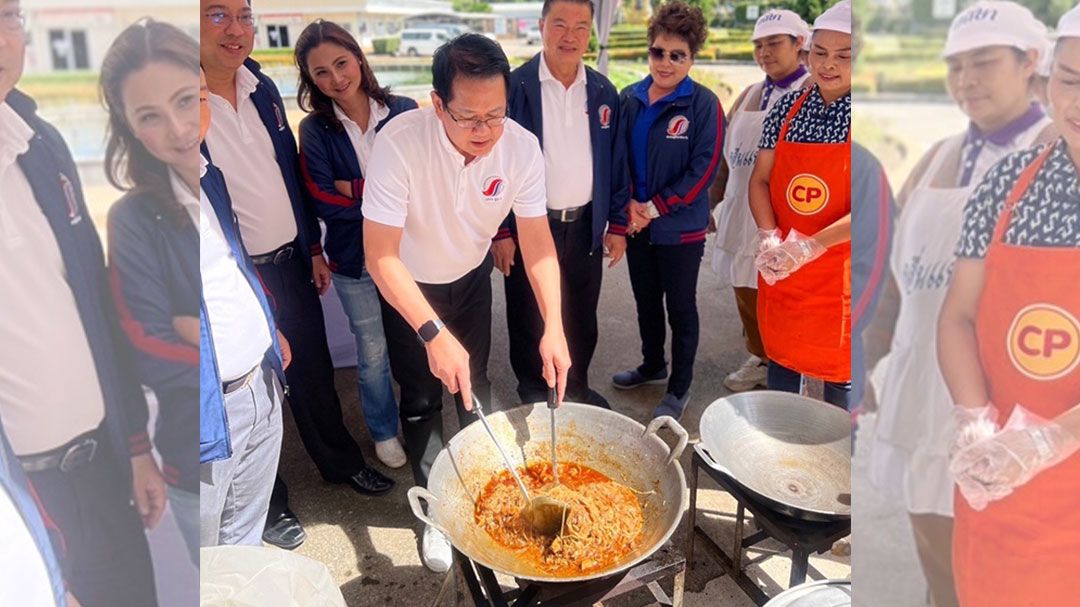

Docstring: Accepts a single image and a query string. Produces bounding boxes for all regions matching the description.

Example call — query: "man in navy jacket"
[201,0,385,549]
[493,0,630,407]
[0,7,158,601]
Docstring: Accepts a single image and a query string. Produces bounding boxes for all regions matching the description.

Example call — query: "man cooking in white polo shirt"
[363,33,571,573]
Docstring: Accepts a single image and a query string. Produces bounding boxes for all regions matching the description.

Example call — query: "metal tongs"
[472,394,568,536]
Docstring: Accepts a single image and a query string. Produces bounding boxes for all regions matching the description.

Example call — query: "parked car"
[525,26,542,45]
[398,28,451,56]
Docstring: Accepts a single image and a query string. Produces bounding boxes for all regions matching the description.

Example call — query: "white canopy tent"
[591,0,622,75]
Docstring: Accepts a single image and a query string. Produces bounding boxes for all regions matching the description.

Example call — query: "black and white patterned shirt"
[758,85,851,149]
[957,139,1080,259]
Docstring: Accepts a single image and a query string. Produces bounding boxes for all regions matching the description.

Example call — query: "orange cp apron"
[757,88,851,383]
[953,143,1080,606]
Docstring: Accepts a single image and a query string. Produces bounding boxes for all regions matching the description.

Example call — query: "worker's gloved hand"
[949,404,999,460]
[950,405,1080,511]
[755,229,826,282]
[755,227,782,256]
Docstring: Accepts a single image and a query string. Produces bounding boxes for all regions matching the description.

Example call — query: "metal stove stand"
[687,445,851,606]
[454,540,685,607]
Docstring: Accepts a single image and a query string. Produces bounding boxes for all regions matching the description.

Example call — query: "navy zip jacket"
[7,89,149,468]
[1,428,66,606]
[107,190,199,491]
[199,160,284,464]
[496,54,630,250]
[620,76,724,245]
[203,58,322,263]
[298,94,417,277]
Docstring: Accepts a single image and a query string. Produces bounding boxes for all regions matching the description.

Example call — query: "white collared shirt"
[169,167,199,227]
[538,56,593,210]
[205,66,298,256]
[334,98,390,175]
[198,154,274,381]
[363,108,547,284]
[0,102,106,455]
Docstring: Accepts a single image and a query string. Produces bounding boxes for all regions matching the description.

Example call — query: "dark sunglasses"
[648,46,689,64]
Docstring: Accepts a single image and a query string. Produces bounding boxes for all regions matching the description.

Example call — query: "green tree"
[452,0,492,13]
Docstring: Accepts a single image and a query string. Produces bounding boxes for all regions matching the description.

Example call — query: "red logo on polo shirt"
[598,104,612,129]
[482,176,506,201]
[666,115,689,139]
[60,173,82,225]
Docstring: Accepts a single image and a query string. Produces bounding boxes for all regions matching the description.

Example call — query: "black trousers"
[381,255,493,486]
[625,230,705,398]
[504,207,605,405]
[255,247,366,521]
[27,437,158,606]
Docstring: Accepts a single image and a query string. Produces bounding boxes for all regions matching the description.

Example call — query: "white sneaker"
[375,437,407,469]
[421,524,452,573]
[724,355,768,392]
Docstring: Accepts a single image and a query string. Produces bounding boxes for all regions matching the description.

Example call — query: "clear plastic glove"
[950,405,1080,510]
[755,229,826,280]
[755,227,782,256]
[949,404,999,460]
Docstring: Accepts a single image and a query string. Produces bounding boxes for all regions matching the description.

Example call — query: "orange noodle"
[474,462,644,575]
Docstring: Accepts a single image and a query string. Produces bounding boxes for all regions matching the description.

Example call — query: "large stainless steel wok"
[699,391,850,521]
[408,403,689,583]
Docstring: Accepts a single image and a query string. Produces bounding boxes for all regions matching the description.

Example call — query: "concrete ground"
[276,247,851,606]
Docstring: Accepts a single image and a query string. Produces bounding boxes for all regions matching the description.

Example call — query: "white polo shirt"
[539,56,593,210]
[363,108,547,284]
[0,102,105,456]
[198,156,274,381]
[335,98,389,175]
[205,66,298,256]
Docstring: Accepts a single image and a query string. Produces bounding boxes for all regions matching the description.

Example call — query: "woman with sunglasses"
[938,8,1080,604]
[865,3,1054,604]
[295,20,417,471]
[613,1,722,420]
[748,0,852,409]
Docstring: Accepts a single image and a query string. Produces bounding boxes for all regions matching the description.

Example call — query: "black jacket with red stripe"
[620,76,724,245]
[298,95,417,278]
[107,189,199,492]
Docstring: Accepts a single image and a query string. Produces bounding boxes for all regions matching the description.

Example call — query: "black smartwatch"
[417,319,445,344]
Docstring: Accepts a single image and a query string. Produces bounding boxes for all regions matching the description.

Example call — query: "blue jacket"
[203,58,322,262]
[107,190,199,491]
[199,160,284,464]
[498,54,630,249]
[620,76,724,245]
[298,95,417,278]
[8,89,149,469]
[1,428,66,606]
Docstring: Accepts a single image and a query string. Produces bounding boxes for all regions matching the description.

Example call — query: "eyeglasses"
[0,8,26,33]
[204,11,256,30]
[648,46,689,65]
[444,105,508,130]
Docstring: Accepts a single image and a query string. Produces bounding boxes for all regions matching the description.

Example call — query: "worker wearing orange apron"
[940,12,1080,605]
[948,143,1080,606]
[757,89,851,399]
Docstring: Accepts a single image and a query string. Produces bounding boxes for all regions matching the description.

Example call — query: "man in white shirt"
[364,34,570,573]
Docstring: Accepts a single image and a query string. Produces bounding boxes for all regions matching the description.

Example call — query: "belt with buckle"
[547,203,589,223]
[222,364,259,395]
[251,243,296,265]
[20,429,102,473]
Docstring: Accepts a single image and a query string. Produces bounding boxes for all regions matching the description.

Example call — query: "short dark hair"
[294,20,391,132]
[431,33,510,105]
[541,0,594,18]
[648,1,708,56]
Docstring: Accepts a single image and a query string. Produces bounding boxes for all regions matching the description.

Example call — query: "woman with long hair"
[100,19,201,563]
[295,19,417,470]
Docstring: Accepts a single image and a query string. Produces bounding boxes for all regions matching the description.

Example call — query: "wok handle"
[643,416,690,466]
[407,486,448,535]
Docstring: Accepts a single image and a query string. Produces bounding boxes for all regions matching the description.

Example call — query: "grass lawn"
[19,72,102,105]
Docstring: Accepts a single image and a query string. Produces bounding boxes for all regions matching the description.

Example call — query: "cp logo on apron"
[1006,303,1080,380]
[785,173,829,215]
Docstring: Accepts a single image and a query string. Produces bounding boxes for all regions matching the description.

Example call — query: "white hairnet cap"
[813,0,852,35]
[944,1,1047,58]
[752,9,811,43]
[1057,4,1080,40]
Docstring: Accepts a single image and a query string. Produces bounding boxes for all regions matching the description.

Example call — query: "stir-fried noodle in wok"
[474,462,645,575]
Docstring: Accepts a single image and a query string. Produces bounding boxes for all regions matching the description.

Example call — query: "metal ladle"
[472,394,568,536]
